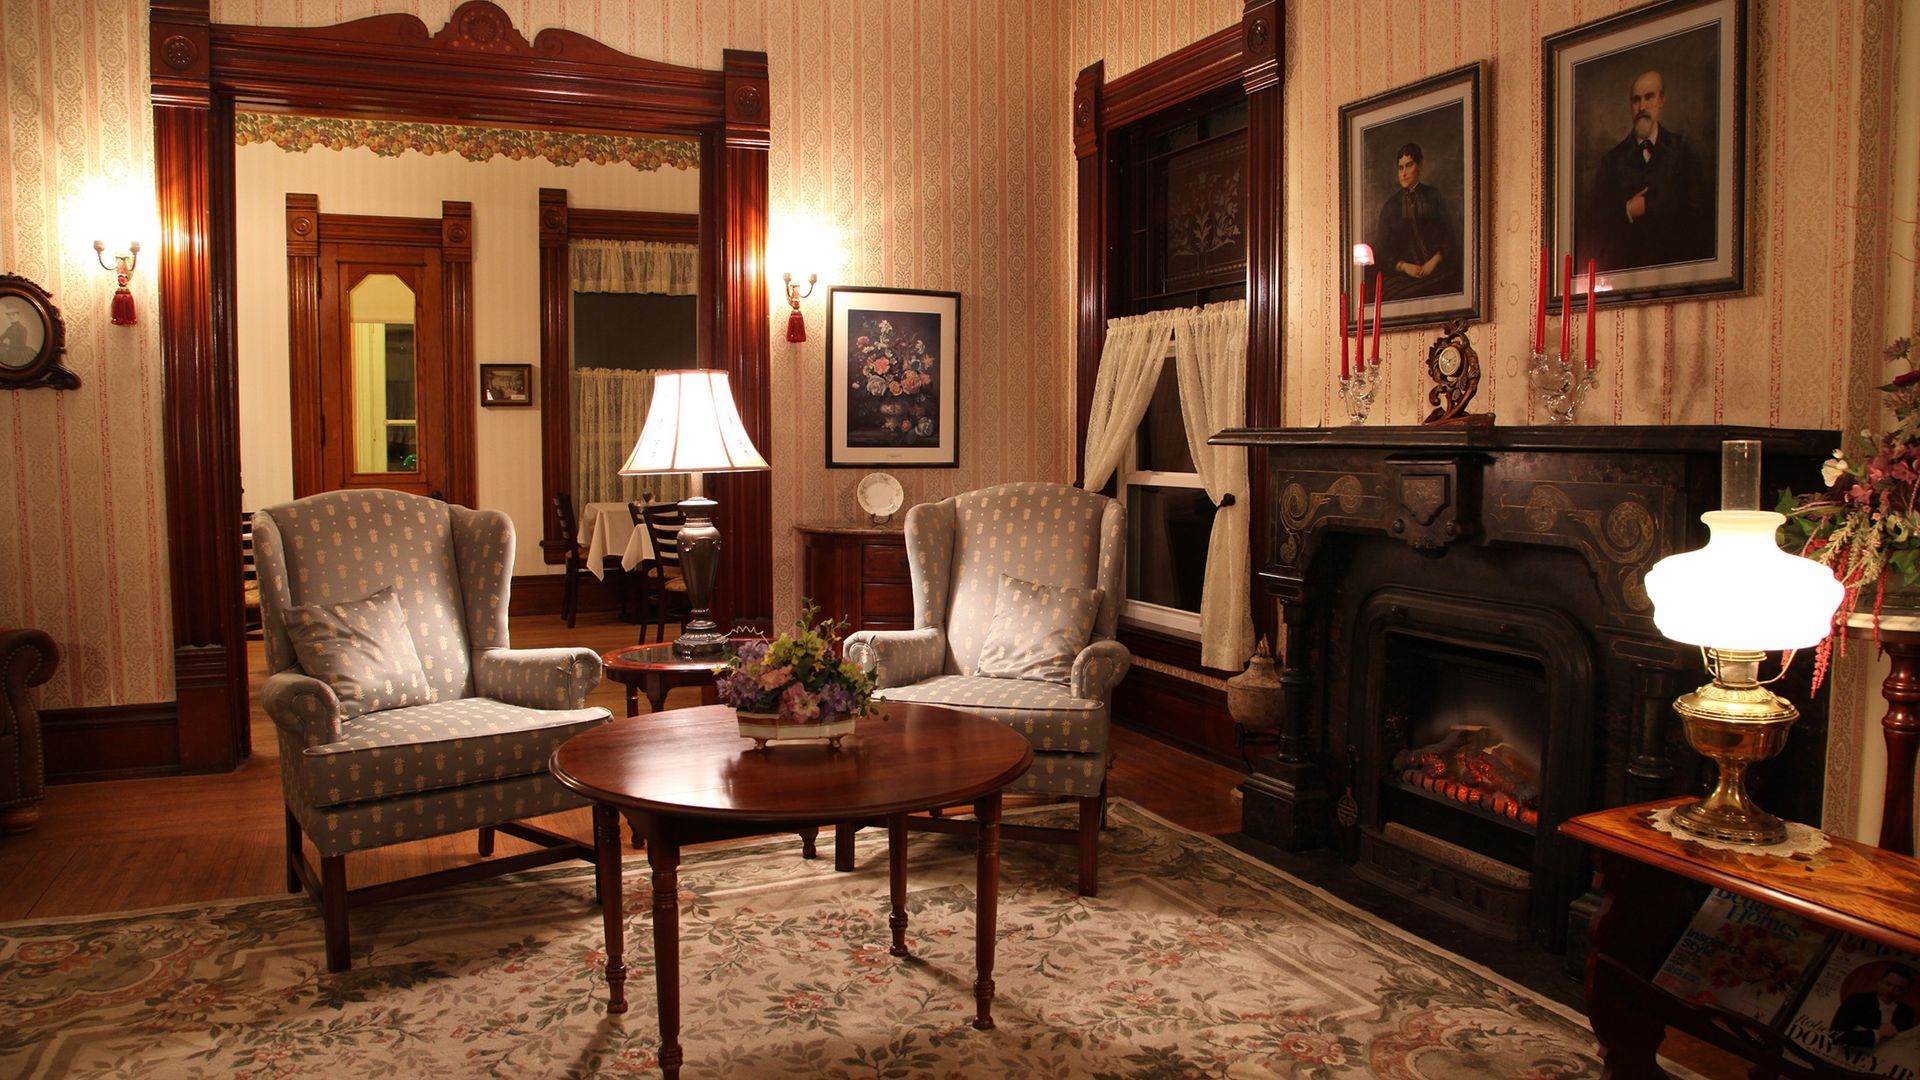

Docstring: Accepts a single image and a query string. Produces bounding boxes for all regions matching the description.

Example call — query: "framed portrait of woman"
[1339,62,1486,333]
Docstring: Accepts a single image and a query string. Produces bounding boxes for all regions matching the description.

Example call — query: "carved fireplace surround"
[1211,424,1835,951]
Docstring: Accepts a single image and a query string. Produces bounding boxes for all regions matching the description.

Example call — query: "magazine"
[1782,935,1920,1079]
[1654,888,1833,1025]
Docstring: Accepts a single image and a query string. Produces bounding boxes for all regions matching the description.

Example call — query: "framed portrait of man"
[1546,0,1747,308]
[1339,62,1486,333]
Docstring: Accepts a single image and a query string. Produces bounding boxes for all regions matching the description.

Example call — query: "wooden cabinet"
[796,525,911,632]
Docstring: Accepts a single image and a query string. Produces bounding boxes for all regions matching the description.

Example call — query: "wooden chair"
[552,492,589,628]
[241,512,264,640]
[636,502,691,644]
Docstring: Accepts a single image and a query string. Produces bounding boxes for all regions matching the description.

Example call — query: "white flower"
[1822,456,1848,487]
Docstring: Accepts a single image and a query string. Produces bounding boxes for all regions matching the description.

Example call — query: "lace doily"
[1648,807,1831,858]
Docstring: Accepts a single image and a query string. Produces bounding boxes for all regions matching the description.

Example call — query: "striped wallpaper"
[0,0,1904,715]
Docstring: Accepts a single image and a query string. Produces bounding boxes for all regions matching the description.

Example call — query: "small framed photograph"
[825,286,960,468]
[1546,0,1747,308]
[479,363,533,407]
[1340,62,1486,332]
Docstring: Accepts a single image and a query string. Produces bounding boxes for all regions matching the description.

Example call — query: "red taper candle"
[1340,290,1350,379]
[1371,271,1383,364]
[1535,247,1548,354]
[1356,277,1367,364]
[1584,259,1597,370]
[1560,254,1573,359]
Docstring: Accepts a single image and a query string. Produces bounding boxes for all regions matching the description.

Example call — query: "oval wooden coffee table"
[551,702,1034,1079]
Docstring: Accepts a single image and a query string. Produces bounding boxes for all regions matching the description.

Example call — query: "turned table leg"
[593,804,627,1014]
[648,814,685,1079]
[888,814,909,956]
[973,792,1003,1031]
[1877,637,1920,855]
[1584,850,1679,1079]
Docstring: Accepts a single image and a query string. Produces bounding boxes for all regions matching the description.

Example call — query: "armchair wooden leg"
[284,807,303,894]
[1077,796,1101,898]
[797,825,819,859]
[320,854,351,973]
[478,826,496,857]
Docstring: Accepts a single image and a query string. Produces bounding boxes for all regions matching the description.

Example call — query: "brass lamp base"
[1668,649,1798,847]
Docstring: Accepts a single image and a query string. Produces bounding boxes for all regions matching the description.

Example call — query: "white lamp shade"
[618,370,769,475]
[1644,510,1843,651]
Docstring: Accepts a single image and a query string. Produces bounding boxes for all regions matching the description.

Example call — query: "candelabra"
[1339,364,1379,425]
[1527,350,1597,424]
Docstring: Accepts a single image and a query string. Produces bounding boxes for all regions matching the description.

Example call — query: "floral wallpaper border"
[233,112,699,172]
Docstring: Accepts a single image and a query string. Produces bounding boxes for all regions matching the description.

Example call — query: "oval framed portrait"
[0,274,76,390]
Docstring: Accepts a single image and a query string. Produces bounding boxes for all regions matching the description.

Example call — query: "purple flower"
[816,681,858,722]
[736,639,770,664]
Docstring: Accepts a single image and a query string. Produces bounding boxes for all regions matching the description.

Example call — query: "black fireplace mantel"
[1209,423,1838,952]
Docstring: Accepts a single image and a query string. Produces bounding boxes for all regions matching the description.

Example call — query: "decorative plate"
[856,471,904,524]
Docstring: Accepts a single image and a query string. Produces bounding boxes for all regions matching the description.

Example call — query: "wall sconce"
[782,272,816,342]
[92,240,140,325]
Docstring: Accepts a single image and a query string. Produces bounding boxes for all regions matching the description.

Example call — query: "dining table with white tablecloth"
[577,501,658,580]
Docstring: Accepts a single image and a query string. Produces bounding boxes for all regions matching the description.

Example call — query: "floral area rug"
[1,801,1608,1078]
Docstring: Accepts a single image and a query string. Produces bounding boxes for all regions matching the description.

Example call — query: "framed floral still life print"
[1546,0,1748,308]
[826,287,960,468]
[1340,62,1486,333]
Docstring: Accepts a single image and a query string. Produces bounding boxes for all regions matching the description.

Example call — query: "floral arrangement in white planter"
[715,602,878,749]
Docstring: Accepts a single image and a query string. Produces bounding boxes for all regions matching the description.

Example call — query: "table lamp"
[1643,441,1842,844]
[619,370,769,658]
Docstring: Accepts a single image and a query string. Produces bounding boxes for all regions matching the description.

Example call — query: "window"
[1119,363,1217,639]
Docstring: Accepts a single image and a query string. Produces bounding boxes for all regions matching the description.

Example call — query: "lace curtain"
[1080,300,1253,671]
[572,367,690,508]
[569,239,698,296]
[1173,300,1253,671]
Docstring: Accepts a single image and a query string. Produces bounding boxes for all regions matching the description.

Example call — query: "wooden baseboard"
[42,702,182,783]
[1111,663,1240,765]
[508,571,622,617]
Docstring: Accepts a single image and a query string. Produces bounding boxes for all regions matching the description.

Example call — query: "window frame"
[1117,354,1207,641]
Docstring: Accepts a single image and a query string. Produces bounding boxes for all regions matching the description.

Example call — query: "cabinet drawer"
[861,542,910,580]
[861,581,912,620]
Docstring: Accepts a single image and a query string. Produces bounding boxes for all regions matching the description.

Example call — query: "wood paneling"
[42,703,182,782]
[148,1,774,776]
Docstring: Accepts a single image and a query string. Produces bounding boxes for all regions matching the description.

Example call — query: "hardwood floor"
[0,611,1248,922]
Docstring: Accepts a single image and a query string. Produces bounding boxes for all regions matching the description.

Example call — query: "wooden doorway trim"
[150,0,771,772]
[287,195,476,504]
[536,189,702,565]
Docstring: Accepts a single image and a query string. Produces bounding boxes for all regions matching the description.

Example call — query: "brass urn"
[1227,637,1284,732]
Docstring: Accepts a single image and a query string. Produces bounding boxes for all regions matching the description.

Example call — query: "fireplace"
[1211,425,1836,953]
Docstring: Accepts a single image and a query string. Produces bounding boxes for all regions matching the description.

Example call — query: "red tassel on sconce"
[95,240,140,326]
[782,272,816,343]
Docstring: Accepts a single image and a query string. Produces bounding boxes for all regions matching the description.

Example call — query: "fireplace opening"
[1348,586,1594,947]
[1383,637,1547,851]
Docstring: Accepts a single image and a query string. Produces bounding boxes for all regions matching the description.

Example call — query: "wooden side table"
[600,641,737,717]
[1563,799,1920,1078]
[1844,614,1920,855]
[795,524,910,631]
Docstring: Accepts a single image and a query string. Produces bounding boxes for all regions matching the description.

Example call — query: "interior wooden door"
[286,195,475,504]
[316,248,445,497]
